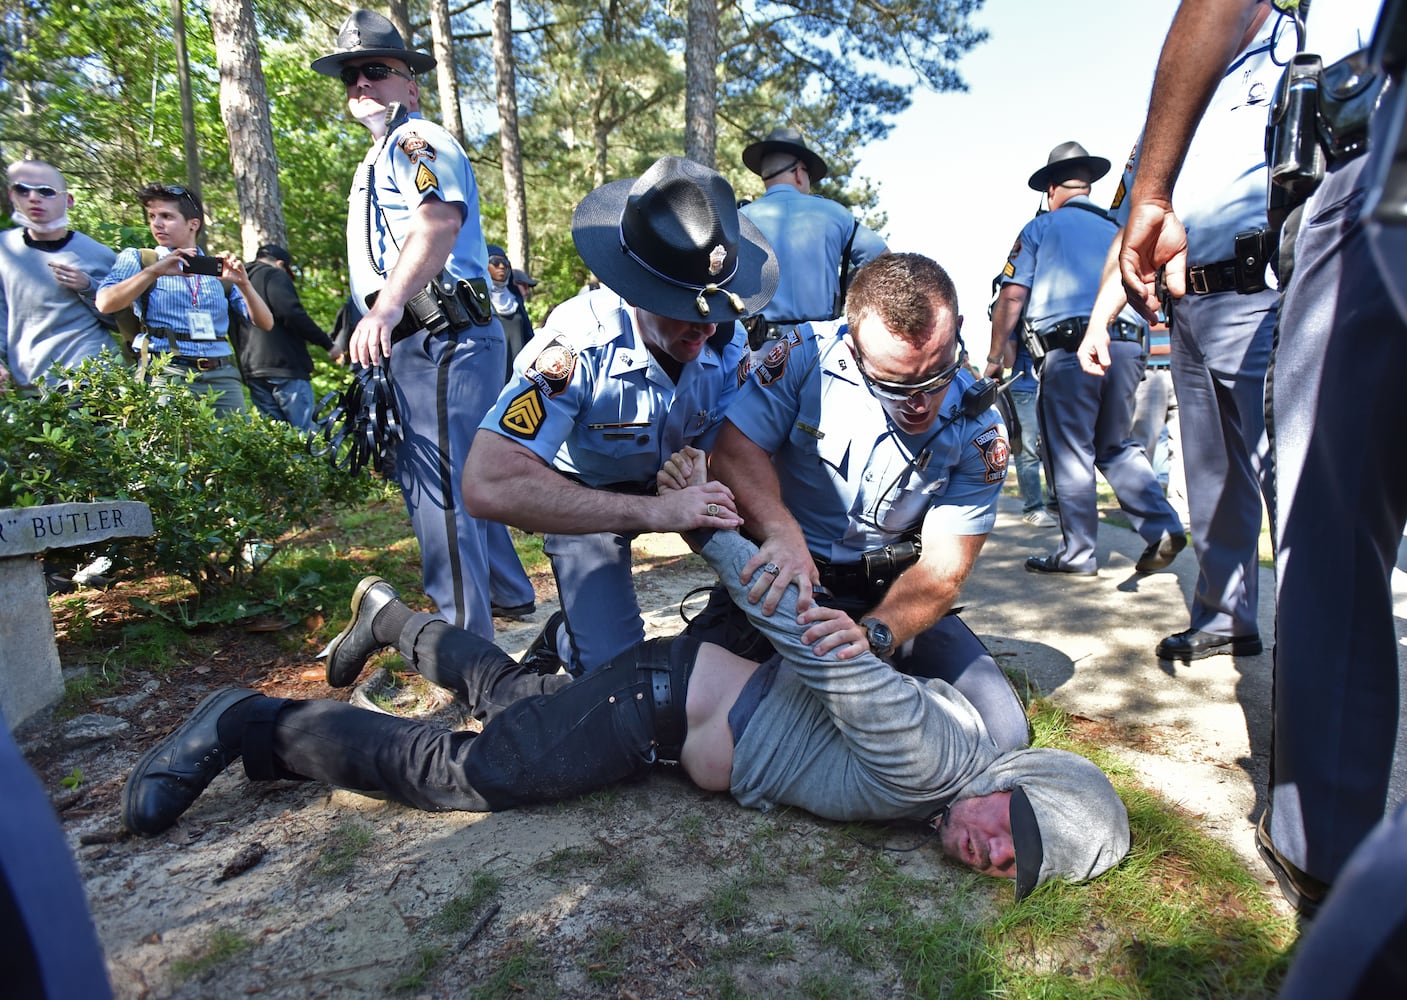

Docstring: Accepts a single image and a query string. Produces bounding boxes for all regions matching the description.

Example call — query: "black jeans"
[241,617,695,812]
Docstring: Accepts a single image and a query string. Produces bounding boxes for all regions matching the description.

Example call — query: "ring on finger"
[762,561,781,575]
[706,502,720,517]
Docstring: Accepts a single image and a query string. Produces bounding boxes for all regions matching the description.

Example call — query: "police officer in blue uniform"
[1100,0,1405,917]
[697,252,1030,752]
[464,156,774,675]
[738,127,887,358]
[313,11,505,638]
[1086,6,1285,660]
[983,277,1056,526]
[992,142,1185,577]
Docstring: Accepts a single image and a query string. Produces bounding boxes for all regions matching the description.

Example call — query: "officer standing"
[312,10,505,637]
[991,142,1184,577]
[697,252,1030,752]
[1084,4,1285,660]
[1101,0,1403,917]
[463,156,767,675]
[738,127,887,351]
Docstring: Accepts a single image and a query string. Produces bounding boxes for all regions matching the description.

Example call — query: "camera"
[182,255,224,277]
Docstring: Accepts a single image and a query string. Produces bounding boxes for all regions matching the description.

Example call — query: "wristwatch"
[860,617,895,657]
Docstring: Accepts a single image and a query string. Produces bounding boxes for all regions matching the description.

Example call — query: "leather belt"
[1036,318,1141,354]
[166,355,233,371]
[1186,228,1275,295]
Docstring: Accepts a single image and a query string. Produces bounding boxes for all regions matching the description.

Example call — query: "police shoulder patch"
[757,334,794,387]
[1007,236,1022,260]
[414,162,439,193]
[398,134,438,163]
[500,387,546,439]
[527,339,577,396]
[973,426,1010,484]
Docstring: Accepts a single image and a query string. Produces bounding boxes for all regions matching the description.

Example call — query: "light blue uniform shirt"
[740,184,887,323]
[1000,197,1145,333]
[480,289,746,488]
[1111,13,1288,265]
[98,246,247,358]
[346,113,490,309]
[724,325,1007,561]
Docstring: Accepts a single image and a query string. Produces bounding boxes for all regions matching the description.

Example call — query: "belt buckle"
[196,357,218,372]
[1188,268,1210,295]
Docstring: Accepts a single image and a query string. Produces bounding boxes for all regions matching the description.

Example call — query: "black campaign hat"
[311,10,436,77]
[1027,141,1111,191]
[742,126,829,182]
[571,155,778,322]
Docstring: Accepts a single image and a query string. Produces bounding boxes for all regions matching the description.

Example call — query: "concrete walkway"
[959,493,1407,888]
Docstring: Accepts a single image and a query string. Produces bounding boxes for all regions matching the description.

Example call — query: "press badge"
[189,311,216,341]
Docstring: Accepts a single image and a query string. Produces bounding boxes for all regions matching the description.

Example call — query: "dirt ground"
[29,533,998,998]
[23,513,1302,998]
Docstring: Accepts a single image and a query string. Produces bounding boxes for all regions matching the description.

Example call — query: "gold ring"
[706,502,720,517]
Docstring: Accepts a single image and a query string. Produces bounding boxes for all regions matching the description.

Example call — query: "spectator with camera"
[96,183,272,415]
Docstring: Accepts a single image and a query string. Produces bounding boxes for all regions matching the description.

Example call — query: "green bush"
[0,356,383,598]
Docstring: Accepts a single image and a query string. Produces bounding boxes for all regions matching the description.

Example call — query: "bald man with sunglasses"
[0,161,117,394]
[686,253,1029,751]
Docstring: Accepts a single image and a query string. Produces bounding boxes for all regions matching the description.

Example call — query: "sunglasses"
[488,256,510,267]
[10,182,62,198]
[856,354,962,405]
[340,62,414,87]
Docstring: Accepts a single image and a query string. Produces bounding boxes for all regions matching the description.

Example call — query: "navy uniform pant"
[543,529,647,674]
[1037,341,1184,572]
[1168,287,1275,638]
[241,618,695,812]
[0,722,112,998]
[1266,149,1407,883]
[390,319,506,638]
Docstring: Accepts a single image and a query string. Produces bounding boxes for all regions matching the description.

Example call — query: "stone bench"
[0,502,153,729]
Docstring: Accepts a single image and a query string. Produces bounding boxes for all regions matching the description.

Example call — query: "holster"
[815,539,922,605]
[374,274,495,343]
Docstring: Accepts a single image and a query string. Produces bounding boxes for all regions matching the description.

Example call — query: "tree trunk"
[492,0,530,271]
[209,0,285,256]
[169,0,205,246]
[683,0,718,167]
[428,0,465,146]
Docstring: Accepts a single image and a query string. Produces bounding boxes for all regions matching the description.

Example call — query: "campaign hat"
[311,10,436,77]
[1027,140,1111,191]
[741,126,829,183]
[572,155,777,322]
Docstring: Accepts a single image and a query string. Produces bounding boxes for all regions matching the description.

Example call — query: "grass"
[169,927,252,983]
[314,821,374,877]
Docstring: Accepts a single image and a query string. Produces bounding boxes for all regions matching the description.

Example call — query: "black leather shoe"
[520,609,566,675]
[491,601,536,620]
[1025,555,1097,577]
[1256,814,1328,918]
[1156,628,1263,661]
[322,576,399,688]
[122,688,261,835]
[1135,530,1188,572]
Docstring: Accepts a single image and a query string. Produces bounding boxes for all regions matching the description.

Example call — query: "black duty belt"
[385,275,494,343]
[1036,317,1141,354]
[815,539,922,602]
[165,354,233,371]
[1186,228,1276,295]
